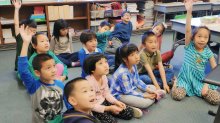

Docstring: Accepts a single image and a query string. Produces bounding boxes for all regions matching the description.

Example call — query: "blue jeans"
[104,53,115,67]
[139,68,174,88]
[57,52,78,67]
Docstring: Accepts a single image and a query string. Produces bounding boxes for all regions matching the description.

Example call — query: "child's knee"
[203,89,220,105]
[172,87,186,101]
[56,63,64,76]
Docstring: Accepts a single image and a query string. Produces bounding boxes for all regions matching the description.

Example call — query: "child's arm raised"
[20,25,33,56]
[185,0,193,46]
[12,0,21,36]
[18,25,40,94]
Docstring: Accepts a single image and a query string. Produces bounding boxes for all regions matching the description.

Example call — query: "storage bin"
[104,10,113,18]
[113,9,123,17]
[91,10,105,19]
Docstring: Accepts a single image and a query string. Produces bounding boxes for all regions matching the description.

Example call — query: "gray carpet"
[0,31,218,123]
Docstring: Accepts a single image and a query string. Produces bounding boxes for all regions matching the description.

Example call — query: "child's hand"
[163,84,170,93]
[155,85,161,90]
[108,105,123,114]
[12,0,21,10]
[143,93,156,99]
[115,101,126,109]
[99,27,106,33]
[19,25,33,44]
[184,0,193,12]
[56,76,66,82]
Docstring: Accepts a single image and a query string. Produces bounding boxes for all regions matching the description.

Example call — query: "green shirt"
[28,50,68,80]
[138,49,162,73]
[96,31,111,52]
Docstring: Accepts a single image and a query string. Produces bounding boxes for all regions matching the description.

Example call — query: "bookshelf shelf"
[49,17,88,22]
[0,0,147,48]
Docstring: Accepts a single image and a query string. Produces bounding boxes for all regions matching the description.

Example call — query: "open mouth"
[89,98,95,103]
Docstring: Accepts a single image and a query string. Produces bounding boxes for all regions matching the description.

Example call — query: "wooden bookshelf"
[0,0,147,47]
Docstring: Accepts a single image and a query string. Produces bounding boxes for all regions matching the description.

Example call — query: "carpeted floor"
[0,31,218,123]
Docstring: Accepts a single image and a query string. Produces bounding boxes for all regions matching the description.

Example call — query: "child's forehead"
[37,34,48,40]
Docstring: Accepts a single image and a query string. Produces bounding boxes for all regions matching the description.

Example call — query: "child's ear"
[68,97,77,106]
[34,70,41,77]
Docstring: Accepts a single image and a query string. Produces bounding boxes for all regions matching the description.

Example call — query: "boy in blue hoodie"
[63,77,100,123]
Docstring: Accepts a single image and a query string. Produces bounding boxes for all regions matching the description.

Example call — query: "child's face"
[99,26,110,33]
[152,25,163,37]
[34,35,50,53]
[60,28,68,36]
[144,35,158,53]
[70,80,96,110]
[194,28,209,50]
[121,13,131,23]
[84,38,97,52]
[37,59,57,82]
[126,51,140,65]
[93,58,109,76]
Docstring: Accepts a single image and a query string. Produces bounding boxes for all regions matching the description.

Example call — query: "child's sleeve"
[103,76,118,104]
[134,66,148,91]
[118,73,144,98]
[156,50,162,62]
[49,37,56,52]
[78,48,85,66]
[108,24,119,41]
[49,51,68,79]
[207,47,214,59]
[96,31,111,43]
[28,53,39,79]
[18,56,40,94]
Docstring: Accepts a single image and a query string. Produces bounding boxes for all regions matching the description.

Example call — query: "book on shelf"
[2,28,13,39]
[48,5,74,21]
[34,6,44,14]
[0,17,14,25]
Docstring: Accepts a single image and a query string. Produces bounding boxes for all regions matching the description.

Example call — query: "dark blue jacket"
[63,109,100,123]
[108,21,133,43]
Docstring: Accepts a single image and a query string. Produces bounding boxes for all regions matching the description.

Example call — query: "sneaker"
[130,106,143,118]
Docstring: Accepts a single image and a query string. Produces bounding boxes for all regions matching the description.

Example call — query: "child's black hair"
[32,54,53,71]
[115,43,138,70]
[192,26,211,42]
[32,32,47,46]
[83,53,107,75]
[100,21,111,28]
[79,30,97,44]
[121,11,131,17]
[64,77,87,100]
[142,30,156,44]
[20,19,37,28]
[53,19,69,41]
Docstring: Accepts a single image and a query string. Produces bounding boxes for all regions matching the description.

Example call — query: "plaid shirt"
[110,64,148,99]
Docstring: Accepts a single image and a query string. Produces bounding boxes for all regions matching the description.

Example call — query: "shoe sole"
[130,106,143,118]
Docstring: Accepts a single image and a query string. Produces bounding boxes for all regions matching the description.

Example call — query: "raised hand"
[12,0,21,10]
[184,0,193,12]
[19,25,33,44]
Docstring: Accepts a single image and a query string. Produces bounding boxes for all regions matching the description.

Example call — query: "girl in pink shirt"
[83,53,142,123]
